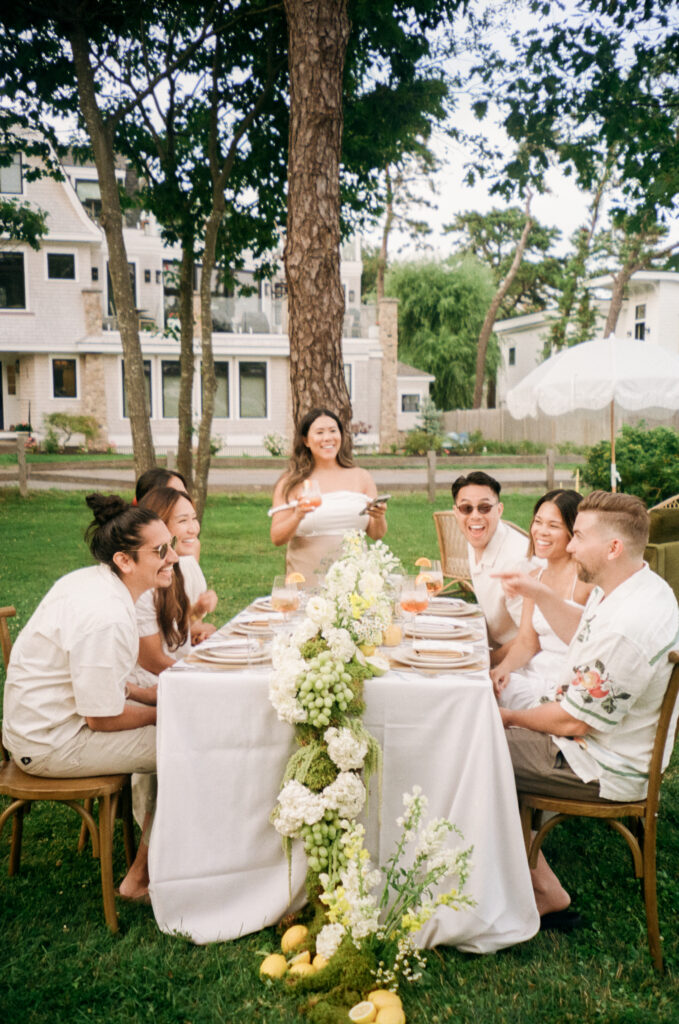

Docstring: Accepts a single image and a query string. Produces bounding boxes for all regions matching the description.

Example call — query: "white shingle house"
[0,150,428,452]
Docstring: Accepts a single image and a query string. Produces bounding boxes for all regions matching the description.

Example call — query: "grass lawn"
[0,488,678,1024]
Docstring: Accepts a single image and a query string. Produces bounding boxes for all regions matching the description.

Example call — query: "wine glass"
[399,574,429,631]
[417,560,443,597]
[271,575,301,620]
[301,478,322,509]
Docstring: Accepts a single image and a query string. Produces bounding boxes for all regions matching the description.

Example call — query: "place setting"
[404,613,484,642]
[390,637,488,674]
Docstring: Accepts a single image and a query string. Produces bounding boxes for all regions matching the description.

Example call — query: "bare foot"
[530,850,571,916]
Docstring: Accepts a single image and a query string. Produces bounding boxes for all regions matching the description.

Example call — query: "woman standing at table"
[270,408,387,580]
[132,487,217,687]
[490,489,592,710]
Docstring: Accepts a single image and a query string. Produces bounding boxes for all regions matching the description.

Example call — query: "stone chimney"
[378,297,398,451]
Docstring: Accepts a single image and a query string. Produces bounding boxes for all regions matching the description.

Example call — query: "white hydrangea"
[316,922,346,960]
[290,616,321,646]
[322,626,356,662]
[273,780,325,837]
[359,570,384,597]
[324,726,368,771]
[323,771,366,819]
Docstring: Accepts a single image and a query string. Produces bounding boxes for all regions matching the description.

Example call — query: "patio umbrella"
[506,335,679,491]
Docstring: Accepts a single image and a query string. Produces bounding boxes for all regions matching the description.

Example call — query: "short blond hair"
[579,491,649,555]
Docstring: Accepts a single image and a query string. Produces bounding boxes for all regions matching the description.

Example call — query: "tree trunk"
[176,244,196,486]
[69,27,155,477]
[283,0,351,429]
[473,198,533,409]
[376,165,394,310]
[193,210,220,522]
[603,270,630,337]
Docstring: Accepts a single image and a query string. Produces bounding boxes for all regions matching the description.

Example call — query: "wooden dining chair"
[0,604,136,933]
[518,651,679,972]
[433,511,529,594]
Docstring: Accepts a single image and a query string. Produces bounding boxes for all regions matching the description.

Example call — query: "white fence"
[442,408,679,447]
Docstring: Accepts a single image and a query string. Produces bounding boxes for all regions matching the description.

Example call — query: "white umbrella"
[506,335,679,491]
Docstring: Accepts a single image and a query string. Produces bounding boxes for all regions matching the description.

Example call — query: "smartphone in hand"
[362,494,391,513]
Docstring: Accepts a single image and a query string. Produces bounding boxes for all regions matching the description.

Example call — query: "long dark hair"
[281,408,354,500]
[139,487,192,652]
[135,467,189,504]
[85,493,158,576]
[529,489,583,556]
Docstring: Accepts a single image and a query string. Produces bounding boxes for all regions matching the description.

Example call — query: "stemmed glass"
[399,574,429,632]
[271,575,301,621]
[417,560,443,597]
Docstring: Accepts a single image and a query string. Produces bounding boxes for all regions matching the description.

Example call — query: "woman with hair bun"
[270,408,387,580]
[2,492,178,901]
[491,489,593,710]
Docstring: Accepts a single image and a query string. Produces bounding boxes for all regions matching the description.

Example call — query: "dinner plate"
[392,648,485,671]
[193,645,271,666]
[426,599,483,618]
[232,619,278,636]
[404,621,482,641]
[252,596,275,613]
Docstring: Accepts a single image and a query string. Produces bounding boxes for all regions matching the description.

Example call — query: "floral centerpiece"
[265,533,473,1023]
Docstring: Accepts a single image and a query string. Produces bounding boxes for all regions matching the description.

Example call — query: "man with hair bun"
[496,491,679,930]
[2,493,179,901]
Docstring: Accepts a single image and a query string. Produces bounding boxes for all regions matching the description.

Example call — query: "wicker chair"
[0,605,136,932]
[433,512,530,594]
[519,650,679,973]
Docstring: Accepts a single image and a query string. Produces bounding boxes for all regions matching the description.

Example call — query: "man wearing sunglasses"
[452,471,531,656]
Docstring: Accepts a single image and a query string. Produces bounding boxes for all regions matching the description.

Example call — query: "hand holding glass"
[301,478,322,509]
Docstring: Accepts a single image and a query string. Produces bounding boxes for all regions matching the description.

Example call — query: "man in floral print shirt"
[496,490,679,928]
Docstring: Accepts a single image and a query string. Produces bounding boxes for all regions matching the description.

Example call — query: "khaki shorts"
[505,726,606,802]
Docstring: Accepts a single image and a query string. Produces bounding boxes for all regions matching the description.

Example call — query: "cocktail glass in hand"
[301,478,322,508]
[417,560,443,597]
[399,574,429,628]
[271,575,301,621]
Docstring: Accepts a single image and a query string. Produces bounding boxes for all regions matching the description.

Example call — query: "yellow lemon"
[359,643,376,656]
[312,954,329,970]
[291,950,311,965]
[348,1001,377,1024]
[367,991,402,1010]
[414,556,432,568]
[375,1008,405,1024]
[288,961,315,976]
[415,572,432,586]
[281,923,309,953]
[259,953,288,978]
[286,572,305,584]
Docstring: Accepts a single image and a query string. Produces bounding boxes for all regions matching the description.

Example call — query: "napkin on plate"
[412,638,475,656]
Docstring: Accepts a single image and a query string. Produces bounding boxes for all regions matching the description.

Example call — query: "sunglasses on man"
[455,502,499,516]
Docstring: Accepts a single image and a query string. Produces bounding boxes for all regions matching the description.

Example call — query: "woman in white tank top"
[270,408,387,581]
[491,490,593,710]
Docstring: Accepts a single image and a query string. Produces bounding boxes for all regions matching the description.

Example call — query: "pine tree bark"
[69,27,155,476]
[283,0,352,428]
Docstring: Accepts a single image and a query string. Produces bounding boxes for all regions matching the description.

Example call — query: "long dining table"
[149,605,540,952]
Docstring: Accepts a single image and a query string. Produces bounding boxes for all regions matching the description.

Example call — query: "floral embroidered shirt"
[552,564,679,801]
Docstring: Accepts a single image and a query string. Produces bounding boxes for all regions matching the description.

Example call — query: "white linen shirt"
[553,565,679,801]
[131,555,207,687]
[468,519,531,646]
[2,564,138,759]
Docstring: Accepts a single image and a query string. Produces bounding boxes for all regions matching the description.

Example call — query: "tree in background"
[387,256,498,409]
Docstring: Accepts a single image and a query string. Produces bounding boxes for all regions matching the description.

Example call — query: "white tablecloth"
[149,657,539,951]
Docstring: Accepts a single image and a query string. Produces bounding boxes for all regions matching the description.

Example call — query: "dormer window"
[634,303,646,340]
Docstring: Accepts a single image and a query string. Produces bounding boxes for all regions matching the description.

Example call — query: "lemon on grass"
[312,954,329,970]
[281,923,309,952]
[348,1002,377,1024]
[367,991,402,1010]
[291,950,311,965]
[375,1008,406,1024]
[289,961,315,976]
[414,556,432,568]
[259,953,288,978]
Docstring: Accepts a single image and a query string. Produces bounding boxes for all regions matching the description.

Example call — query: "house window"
[122,359,152,418]
[239,361,267,418]
[343,363,353,399]
[0,253,26,309]
[162,360,181,418]
[52,358,77,398]
[75,178,102,221]
[214,362,229,418]
[107,262,137,315]
[508,346,516,366]
[6,363,17,396]
[47,253,76,280]
[0,153,22,194]
[401,394,420,413]
[91,266,99,282]
[634,303,646,341]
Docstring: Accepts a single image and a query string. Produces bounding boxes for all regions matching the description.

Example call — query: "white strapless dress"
[498,574,581,710]
[286,491,369,580]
